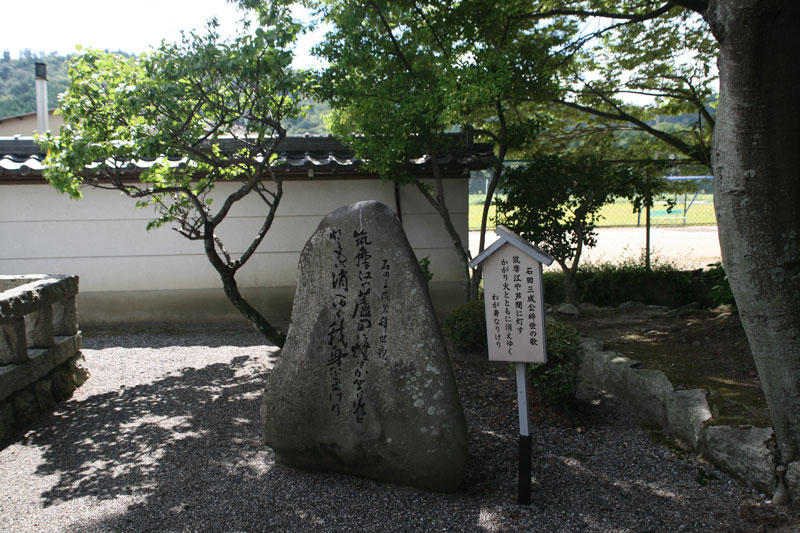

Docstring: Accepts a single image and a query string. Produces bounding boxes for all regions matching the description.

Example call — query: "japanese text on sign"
[482,244,546,363]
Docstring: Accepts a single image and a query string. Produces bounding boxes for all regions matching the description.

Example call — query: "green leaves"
[555,1,717,166]
[315,0,573,177]
[495,154,635,269]
[41,17,309,231]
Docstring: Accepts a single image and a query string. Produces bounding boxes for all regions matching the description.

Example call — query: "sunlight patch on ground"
[556,455,591,476]
[622,333,646,341]
[709,377,739,386]
[478,508,504,532]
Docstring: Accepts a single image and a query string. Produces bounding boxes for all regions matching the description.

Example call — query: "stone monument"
[261,201,467,492]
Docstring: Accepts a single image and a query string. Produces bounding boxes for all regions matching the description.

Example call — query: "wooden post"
[516,362,531,505]
[469,226,554,507]
[645,201,651,271]
[683,192,688,226]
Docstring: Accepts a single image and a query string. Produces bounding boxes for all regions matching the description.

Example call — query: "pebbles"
[0,322,766,531]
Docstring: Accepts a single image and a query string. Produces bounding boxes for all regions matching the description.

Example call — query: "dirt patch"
[558,303,771,428]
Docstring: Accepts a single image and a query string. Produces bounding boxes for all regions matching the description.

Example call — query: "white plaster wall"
[0,178,468,322]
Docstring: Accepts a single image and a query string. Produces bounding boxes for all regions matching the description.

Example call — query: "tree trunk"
[707,0,800,495]
[471,104,509,301]
[412,146,474,303]
[414,179,473,302]
[563,268,579,307]
[220,270,285,346]
[471,157,503,301]
[202,229,284,347]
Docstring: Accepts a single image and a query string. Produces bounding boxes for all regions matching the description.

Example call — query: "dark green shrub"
[577,260,699,308]
[543,259,716,308]
[705,262,736,307]
[495,155,637,306]
[418,256,434,284]
[442,299,486,352]
[529,320,582,409]
[542,272,565,304]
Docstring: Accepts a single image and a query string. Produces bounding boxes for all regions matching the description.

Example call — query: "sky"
[1,0,326,69]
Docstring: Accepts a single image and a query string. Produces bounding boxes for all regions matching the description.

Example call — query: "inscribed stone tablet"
[260,201,467,492]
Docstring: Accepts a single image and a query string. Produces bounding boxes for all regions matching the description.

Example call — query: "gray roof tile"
[0,135,493,179]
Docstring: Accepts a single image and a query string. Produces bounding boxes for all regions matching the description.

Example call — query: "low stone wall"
[580,338,799,500]
[0,275,87,443]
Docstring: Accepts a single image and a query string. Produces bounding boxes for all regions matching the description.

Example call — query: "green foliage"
[576,260,701,308]
[542,272,566,305]
[40,20,308,209]
[284,99,330,135]
[541,259,729,309]
[38,11,310,344]
[313,0,579,300]
[442,300,487,353]
[315,1,572,173]
[529,320,582,409]
[418,256,434,284]
[544,2,718,168]
[0,51,70,118]
[705,262,735,307]
[495,154,640,304]
[496,155,635,271]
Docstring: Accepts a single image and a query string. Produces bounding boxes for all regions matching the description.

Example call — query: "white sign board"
[481,243,547,363]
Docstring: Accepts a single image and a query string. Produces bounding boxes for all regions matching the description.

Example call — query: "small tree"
[40,18,309,345]
[313,0,572,301]
[495,155,633,305]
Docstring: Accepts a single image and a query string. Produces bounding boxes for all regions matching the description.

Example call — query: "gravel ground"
[0,321,773,532]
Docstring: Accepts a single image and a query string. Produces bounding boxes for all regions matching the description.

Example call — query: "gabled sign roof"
[469,225,554,268]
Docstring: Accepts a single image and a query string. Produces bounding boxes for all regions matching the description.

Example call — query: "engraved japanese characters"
[261,201,467,492]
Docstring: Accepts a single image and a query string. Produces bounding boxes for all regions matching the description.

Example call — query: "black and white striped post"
[470,225,553,506]
[515,361,532,504]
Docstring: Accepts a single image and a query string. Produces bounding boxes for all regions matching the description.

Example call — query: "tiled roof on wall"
[0,135,493,180]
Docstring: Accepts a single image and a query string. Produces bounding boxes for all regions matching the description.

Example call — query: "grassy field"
[467,203,498,230]
[469,193,717,230]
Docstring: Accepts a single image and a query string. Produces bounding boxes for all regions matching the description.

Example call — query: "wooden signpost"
[470,225,553,505]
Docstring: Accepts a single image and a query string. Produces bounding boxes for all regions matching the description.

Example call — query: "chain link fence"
[469,175,721,270]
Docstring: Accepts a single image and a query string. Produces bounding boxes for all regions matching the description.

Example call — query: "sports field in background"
[468,194,717,230]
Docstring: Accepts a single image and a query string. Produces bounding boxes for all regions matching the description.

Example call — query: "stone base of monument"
[261,201,467,492]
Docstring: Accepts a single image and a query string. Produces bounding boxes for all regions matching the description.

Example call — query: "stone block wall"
[0,275,87,443]
[579,338,789,498]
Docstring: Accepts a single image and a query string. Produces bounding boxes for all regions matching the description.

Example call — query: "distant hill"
[284,100,331,135]
[650,99,717,129]
[0,51,70,118]
[0,50,331,135]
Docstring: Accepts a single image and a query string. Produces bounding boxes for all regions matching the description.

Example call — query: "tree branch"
[208,131,284,228]
[554,98,708,165]
[234,178,283,270]
[214,235,234,266]
[369,0,416,74]
[410,1,451,62]
[520,2,678,22]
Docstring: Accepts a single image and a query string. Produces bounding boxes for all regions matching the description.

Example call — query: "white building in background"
[0,136,490,324]
[0,110,63,137]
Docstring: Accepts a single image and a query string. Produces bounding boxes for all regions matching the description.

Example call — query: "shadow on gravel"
[21,348,485,532]
[16,341,752,531]
[26,355,266,508]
